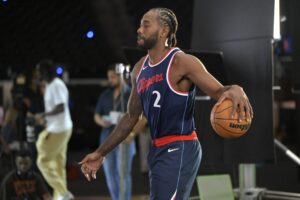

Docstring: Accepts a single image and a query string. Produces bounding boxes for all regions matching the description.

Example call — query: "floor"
[1,143,299,199]
[66,147,300,199]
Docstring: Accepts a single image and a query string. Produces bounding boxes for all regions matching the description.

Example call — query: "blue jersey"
[136,47,196,139]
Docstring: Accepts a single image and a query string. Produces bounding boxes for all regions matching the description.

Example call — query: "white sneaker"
[57,191,74,200]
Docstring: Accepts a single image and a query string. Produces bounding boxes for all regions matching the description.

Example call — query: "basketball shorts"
[148,139,202,200]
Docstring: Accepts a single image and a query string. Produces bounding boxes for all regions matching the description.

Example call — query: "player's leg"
[149,140,201,200]
[149,141,183,200]
[176,140,201,199]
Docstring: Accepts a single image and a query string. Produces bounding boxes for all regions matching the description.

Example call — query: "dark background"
[0,0,193,79]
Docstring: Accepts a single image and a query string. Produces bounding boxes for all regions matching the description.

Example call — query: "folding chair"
[196,174,235,200]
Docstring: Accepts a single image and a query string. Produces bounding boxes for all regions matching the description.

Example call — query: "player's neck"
[148,45,171,64]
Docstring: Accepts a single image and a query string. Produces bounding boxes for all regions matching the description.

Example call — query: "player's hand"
[217,85,253,121]
[79,151,105,181]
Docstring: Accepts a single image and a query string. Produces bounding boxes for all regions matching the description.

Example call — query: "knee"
[36,155,48,168]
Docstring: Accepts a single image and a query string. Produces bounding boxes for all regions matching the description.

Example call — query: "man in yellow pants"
[35,59,74,200]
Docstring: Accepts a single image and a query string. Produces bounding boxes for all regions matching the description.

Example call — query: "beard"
[137,31,158,50]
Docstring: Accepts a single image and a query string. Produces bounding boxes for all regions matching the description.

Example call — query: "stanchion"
[115,63,130,200]
[235,163,265,200]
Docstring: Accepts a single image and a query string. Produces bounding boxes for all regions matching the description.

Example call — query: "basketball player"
[80,7,253,199]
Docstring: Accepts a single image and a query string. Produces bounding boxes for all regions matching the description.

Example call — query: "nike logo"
[168,147,179,153]
[142,65,148,70]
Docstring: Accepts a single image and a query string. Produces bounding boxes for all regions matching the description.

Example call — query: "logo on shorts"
[168,147,179,153]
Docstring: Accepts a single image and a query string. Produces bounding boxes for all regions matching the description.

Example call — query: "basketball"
[210,99,252,138]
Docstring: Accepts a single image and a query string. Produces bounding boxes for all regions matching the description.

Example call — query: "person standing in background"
[94,64,135,200]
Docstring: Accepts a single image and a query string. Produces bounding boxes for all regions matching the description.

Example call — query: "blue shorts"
[148,139,202,200]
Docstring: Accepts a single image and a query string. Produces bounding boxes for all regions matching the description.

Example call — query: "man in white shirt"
[35,59,73,200]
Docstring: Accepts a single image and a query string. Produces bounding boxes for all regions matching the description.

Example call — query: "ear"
[160,26,170,38]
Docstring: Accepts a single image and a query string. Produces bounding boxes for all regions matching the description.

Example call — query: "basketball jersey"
[136,47,196,139]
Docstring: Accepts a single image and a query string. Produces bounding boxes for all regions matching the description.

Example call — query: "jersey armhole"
[166,51,189,96]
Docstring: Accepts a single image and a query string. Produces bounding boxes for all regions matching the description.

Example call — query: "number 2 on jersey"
[152,90,161,108]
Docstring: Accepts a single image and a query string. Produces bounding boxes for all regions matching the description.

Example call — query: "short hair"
[150,8,178,47]
[36,59,56,78]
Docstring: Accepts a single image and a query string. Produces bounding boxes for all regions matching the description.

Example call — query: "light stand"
[115,63,131,200]
[235,164,265,200]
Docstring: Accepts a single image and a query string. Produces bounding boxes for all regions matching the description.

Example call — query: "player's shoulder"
[135,55,147,69]
[132,55,147,77]
[173,50,197,65]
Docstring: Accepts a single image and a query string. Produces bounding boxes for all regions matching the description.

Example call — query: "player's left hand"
[217,85,253,121]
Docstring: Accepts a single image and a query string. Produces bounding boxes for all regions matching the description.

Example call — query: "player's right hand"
[79,151,105,181]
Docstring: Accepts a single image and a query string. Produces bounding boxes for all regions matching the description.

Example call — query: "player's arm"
[175,53,253,119]
[124,114,148,143]
[132,114,148,135]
